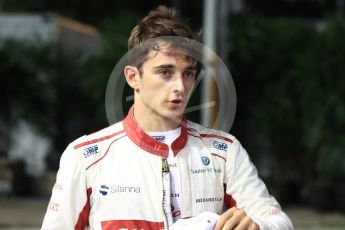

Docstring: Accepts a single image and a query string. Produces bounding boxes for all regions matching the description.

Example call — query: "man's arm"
[41,144,90,230]
[220,139,293,230]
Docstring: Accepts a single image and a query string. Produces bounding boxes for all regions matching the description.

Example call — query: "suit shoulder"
[187,120,236,144]
[63,121,126,169]
[72,121,125,150]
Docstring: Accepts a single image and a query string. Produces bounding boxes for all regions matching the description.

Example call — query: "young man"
[41,6,293,230]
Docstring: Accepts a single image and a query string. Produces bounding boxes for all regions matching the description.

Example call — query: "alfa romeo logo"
[201,156,210,166]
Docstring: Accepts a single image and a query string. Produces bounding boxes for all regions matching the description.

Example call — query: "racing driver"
[41,5,293,230]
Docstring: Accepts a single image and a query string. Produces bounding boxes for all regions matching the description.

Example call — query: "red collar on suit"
[123,107,188,157]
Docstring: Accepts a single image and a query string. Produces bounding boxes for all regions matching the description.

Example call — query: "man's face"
[133,44,197,123]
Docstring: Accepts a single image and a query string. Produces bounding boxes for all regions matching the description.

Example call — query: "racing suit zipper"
[162,158,173,229]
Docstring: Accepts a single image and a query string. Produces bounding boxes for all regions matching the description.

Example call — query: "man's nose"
[172,75,185,94]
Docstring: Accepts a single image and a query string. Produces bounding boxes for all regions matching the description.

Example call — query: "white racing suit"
[41,108,293,230]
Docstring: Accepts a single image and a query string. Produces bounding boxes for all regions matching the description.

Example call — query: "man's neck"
[133,106,182,132]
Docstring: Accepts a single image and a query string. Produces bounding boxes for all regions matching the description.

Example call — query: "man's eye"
[184,71,196,79]
[159,70,172,77]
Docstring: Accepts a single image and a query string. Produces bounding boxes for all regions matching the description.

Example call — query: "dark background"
[0,0,344,213]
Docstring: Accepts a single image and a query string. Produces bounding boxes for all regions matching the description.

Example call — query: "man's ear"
[124,65,140,91]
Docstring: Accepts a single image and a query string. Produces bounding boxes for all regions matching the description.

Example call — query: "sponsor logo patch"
[48,201,60,212]
[100,184,141,196]
[101,219,164,229]
[83,145,99,158]
[168,162,177,168]
[191,168,222,174]
[213,141,228,152]
[100,185,109,196]
[152,136,166,142]
[171,193,180,198]
[196,197,222,203]
[201,156,210,166]
[162,159,169,173]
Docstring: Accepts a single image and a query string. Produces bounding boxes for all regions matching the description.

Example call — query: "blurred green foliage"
[229,15,345,186]
[296,19,345,181]
[0,40,99,158]
[0,10,138,167]
[230,16,312,183]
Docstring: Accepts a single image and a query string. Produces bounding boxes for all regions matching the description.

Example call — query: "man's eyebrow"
[153,64,197,71]
[153,64,175,69]
[185,66,198,71]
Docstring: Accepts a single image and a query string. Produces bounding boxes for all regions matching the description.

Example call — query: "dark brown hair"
[128,5,197,50]
[127,6,198,70]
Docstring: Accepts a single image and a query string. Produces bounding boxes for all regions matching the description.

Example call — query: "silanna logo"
[99,184,141,196]
[83,145,99,158]
[100,185,109,196]
[213,141,228,152]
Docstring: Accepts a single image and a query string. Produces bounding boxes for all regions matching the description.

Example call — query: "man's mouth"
[171,99,183,104]
[167,99,184,109]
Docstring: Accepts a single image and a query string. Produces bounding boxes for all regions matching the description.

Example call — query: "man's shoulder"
[187,120,236,144]
[70,120,126,150]
[61,121,126,168]
[187,121,241,161]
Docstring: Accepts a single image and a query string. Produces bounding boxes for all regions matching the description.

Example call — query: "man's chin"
[162,110,184,122]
